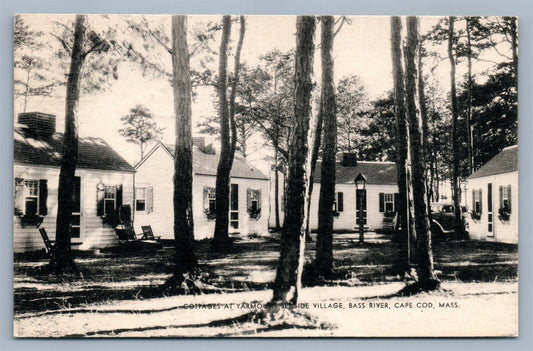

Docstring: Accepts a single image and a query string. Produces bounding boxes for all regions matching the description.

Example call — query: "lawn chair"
[38,228,54,256]
[140,225,161,241]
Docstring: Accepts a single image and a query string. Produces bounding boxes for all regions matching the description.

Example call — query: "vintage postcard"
[13,15,518,337]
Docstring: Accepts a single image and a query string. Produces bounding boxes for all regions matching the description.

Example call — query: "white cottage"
[14,112,135,253]
[270,153,399,232]
[466,145,518,244]
[134,140,270,240]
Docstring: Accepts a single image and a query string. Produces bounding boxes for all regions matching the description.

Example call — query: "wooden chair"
[38,228,54,256]
[140,225,161,241]
[115,220,137,244]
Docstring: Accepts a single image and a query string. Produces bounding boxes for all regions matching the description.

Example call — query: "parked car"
[430,203,469,239]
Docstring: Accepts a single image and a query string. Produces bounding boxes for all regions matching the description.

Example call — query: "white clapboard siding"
[14,164,134,252]
[134,145,270,240]
[466,171,518,244]
[308,183,398,232]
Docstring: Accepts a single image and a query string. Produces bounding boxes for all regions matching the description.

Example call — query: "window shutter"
[247,188,252,212]
[379,193,384,212]
[479,189,482,214]
[507,185,512,213]
[394,193,399,212]
[14,178,25,215]
[203,186,209,210]
[145,185,153,213]
[363,190,367,210]
[38,179,48,216]
[116,184,123,212]
[96,183,105,216]
[257,190,262,210]
[499,186,503,209]
[472,190,475,213]
[337,192,344,212]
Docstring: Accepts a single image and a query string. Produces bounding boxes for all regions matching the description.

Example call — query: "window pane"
[385,203,394,212]
[136,200,145,212]
[71,227,80,238]
[25,198,38,216]
[135,188,145,199]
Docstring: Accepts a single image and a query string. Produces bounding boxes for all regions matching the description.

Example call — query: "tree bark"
[390,16,410,274]
[404,16,438,290]
[315,16,336,280]
[51,15,86,270]
[213,16,246,250]
[274,143,281,230]
[417,39,431,211]
[465,17,474,174]
[212,16,233,249]
[448,16,463,235]
[169,15,197,285]
[272,16,315,304]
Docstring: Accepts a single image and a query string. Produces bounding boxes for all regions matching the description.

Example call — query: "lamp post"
[355,173,367,245]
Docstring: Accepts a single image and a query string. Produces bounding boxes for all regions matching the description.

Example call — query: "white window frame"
[135,187,146,212]
[24,179,39,215]
[206,187,216,212]
[501,186,510,209]
[384,193,394,212]
[104,185,116,215]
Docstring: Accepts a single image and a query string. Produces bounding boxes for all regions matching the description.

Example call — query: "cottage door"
[487,183,494,238]
[230,183,239,232]
[71,176,82,242]
[356,189,367,228]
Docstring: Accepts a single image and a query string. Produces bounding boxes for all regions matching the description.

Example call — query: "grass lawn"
[13,232,518,316]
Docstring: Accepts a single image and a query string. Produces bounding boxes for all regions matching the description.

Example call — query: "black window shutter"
[479,188,482,214]
[116,184,123,211]
[507,185,512,213]
[38,179,48,216]
[337,192,344,212]
[472,190,475,213]
[379,193,385,212]
[97,184,105,216]
[394,193,399,212]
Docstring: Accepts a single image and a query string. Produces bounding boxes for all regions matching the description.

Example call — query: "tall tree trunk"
[213,16,246,250]
[465,17,474,174]
[167,15,197,288]
[403,16,438,292]
[272,16,315,304]
[448,16,463,236]
[417,39,431,211]
[304,80,323,241]
[274,143,281,230]
[315,16,336,279]
[51,15,86,270]
[390,16,410,274]
[212,16,233,249]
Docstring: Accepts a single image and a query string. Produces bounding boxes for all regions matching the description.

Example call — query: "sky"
[14,15,510,174]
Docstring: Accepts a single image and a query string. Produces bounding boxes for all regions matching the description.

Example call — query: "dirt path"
[14,281,517,337]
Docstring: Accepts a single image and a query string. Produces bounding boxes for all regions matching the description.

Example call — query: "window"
[384,193,394,212]
[204,186,216,213]
[136,187,146,211]
[104,186,116,216]
[501,186,510,210]
[472,189,482,215]
[24,180,39,216]
[333,192,344,212]
[379,193,396,213]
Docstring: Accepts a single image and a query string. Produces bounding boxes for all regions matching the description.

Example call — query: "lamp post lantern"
[355,173,367,245]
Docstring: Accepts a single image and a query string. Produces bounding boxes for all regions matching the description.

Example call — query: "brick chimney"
[18,112,56,136]
[341,152,358,167]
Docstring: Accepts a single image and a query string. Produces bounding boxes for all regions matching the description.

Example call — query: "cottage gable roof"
[137,142,268,180]
[14,126,135,172]
[314,160,397,185]
[468,145,518,180]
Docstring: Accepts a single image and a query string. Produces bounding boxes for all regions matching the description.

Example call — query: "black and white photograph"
[12,14,518,337]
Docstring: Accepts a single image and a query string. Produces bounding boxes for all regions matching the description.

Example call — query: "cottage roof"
[468,145,518,179]
[138,142,269,180]
[314,160,397,185]
[14,126,135,172]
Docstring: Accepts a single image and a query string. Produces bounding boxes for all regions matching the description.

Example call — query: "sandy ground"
[14,281,518,337]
